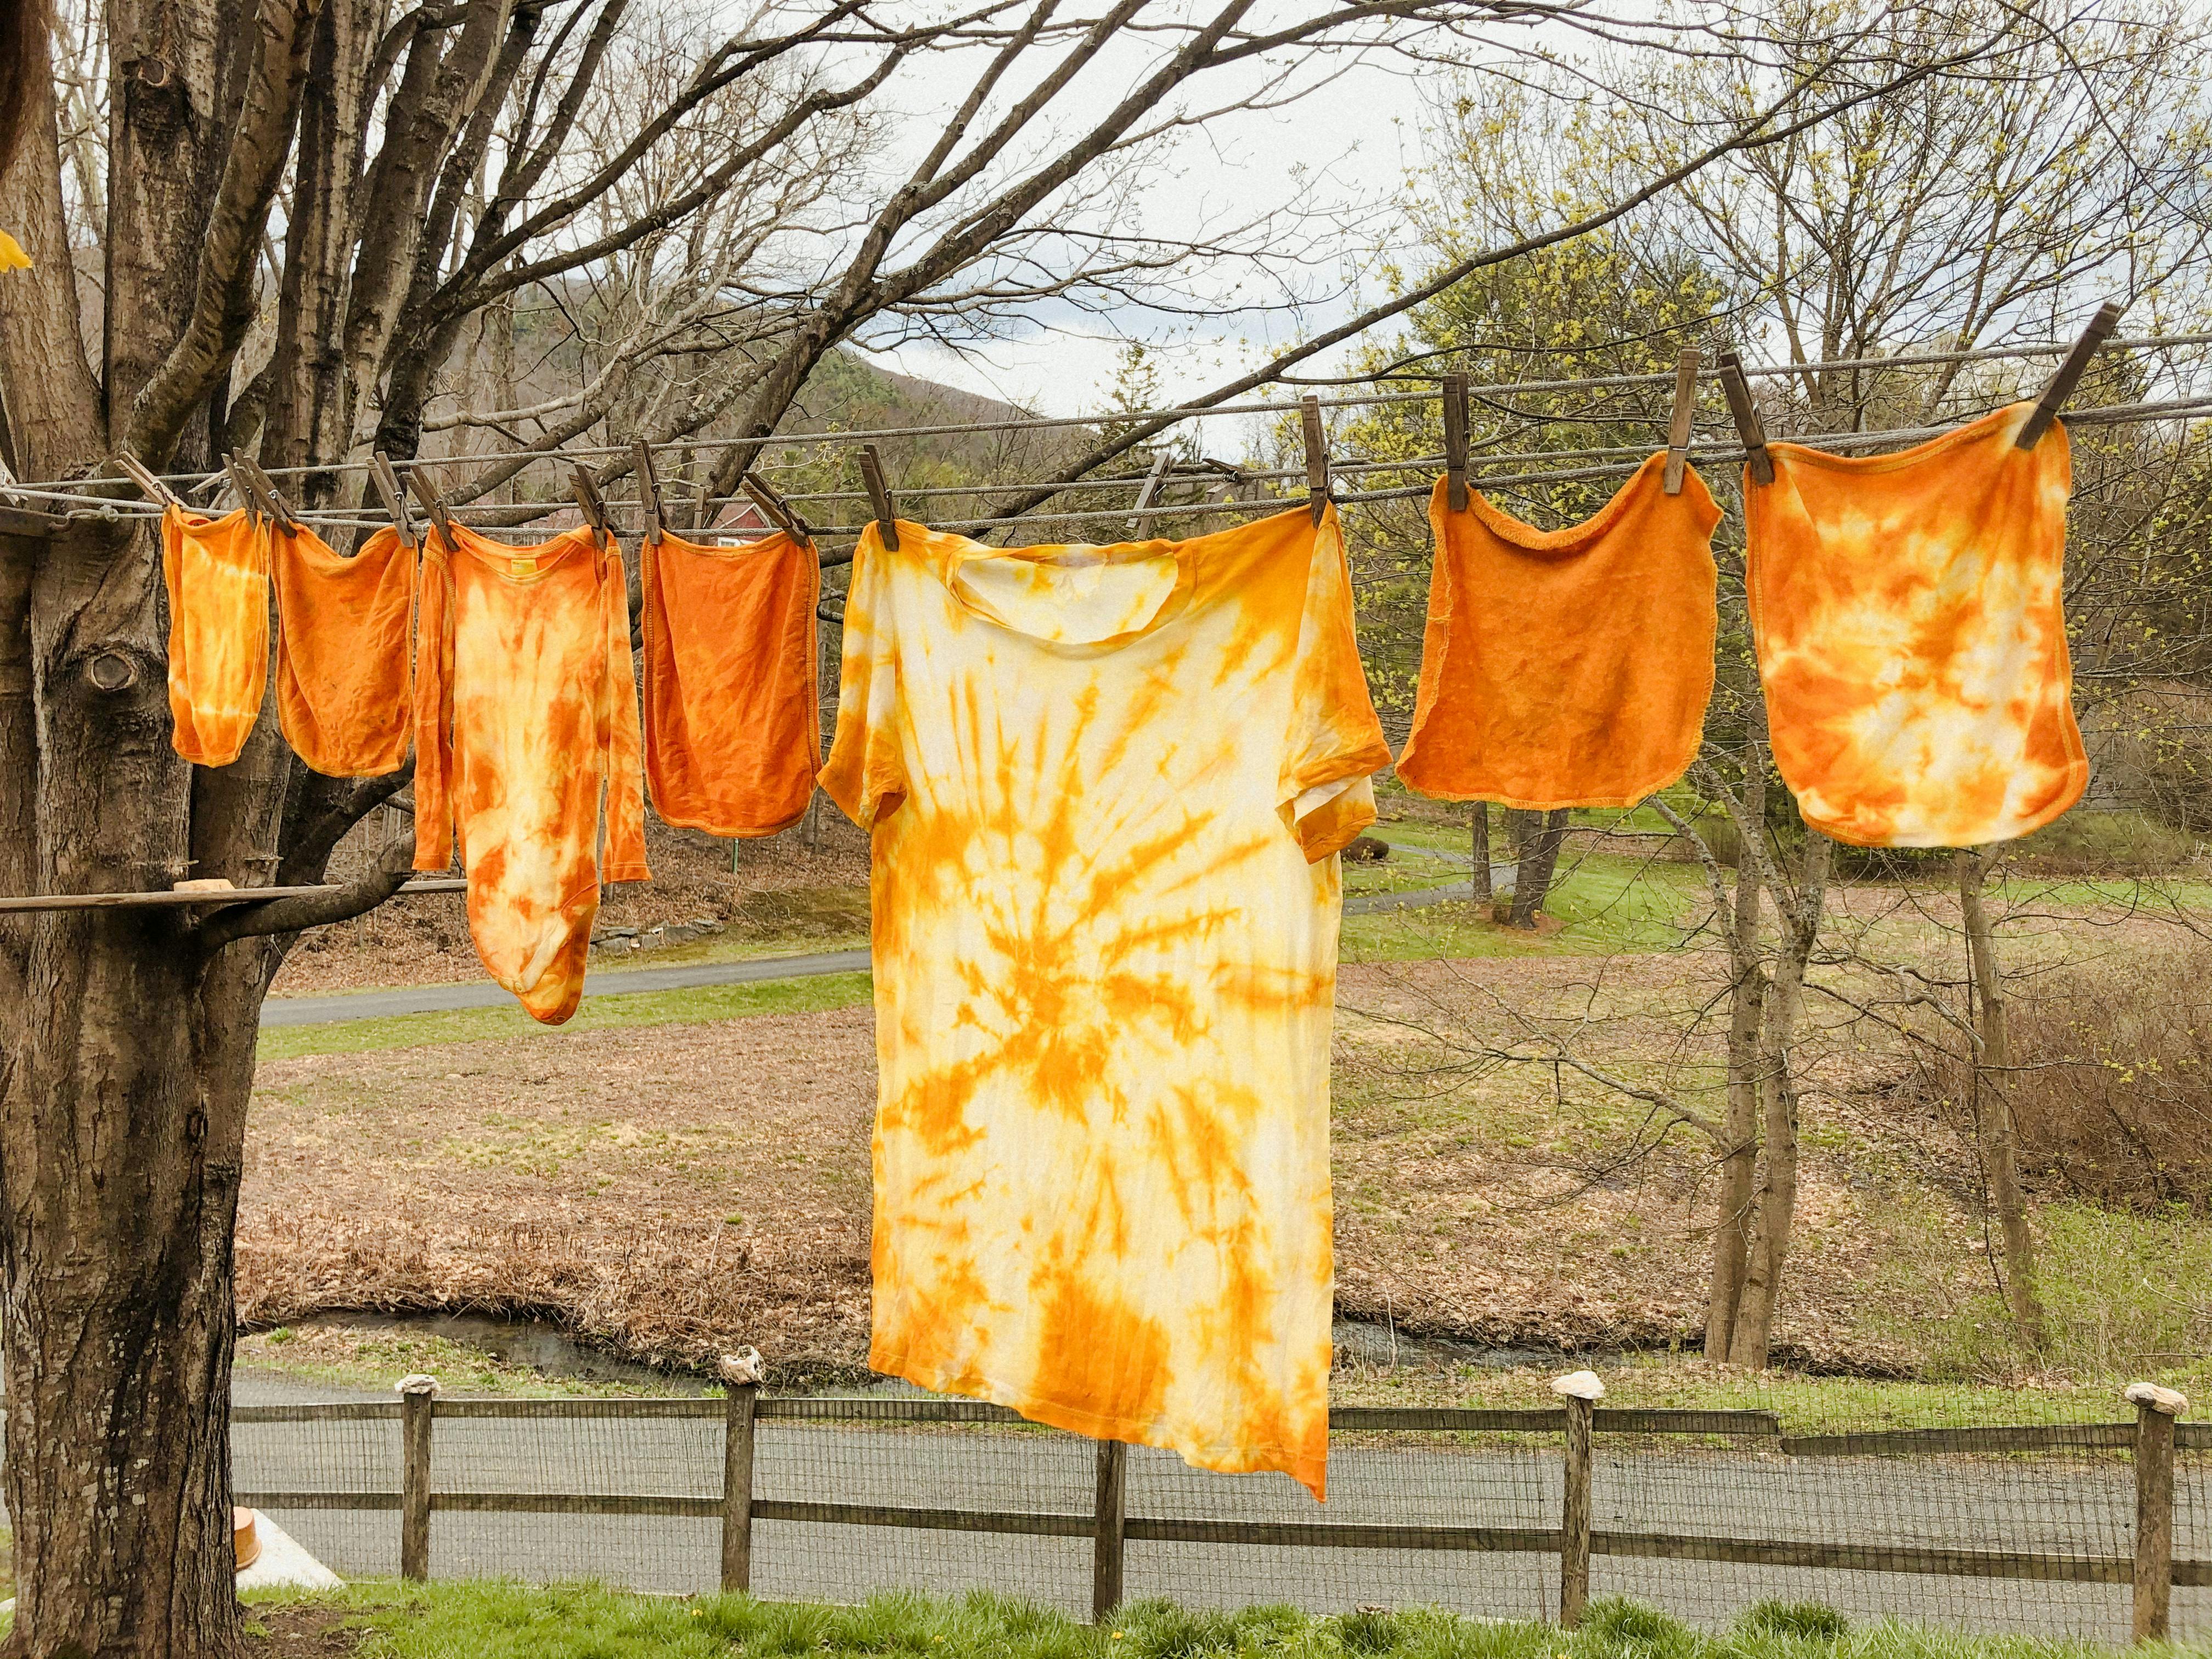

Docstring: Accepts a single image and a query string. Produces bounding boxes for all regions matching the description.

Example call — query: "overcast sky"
[868,52,1437,419]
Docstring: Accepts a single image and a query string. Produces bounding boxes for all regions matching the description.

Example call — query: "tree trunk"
[1469,801,1492,902]
[1508,807,1570,928]
[0,518,270,1658]
[1957,847,2049,1353]
[1705,746,1767,1360]
[1727,831,1831,1370]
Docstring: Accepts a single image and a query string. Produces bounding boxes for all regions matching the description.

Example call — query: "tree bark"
[1728,831,1831,1370]
[1957,846,2049,1353]
[1508,807,1570,929]
[1,523,257,1659]
[1706,741,1767,1360]
[1469,802,1492,903]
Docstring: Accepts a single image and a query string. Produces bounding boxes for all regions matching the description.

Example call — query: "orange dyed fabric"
[640,529,820,837]
[1746,403,2087,847]
[821,506,1390,1500]
[270,523,416,777]
[161,504,270,766]
[1396,457,1720,808]
[413,523,650,1024]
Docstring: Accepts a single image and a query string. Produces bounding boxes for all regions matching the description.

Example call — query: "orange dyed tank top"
[822,506,1389,1500]
[161,504,270,766]
[640,528,819,837]
[1396,455,1720,808]
[1746,403,2087,847]
[412,523,650,1024]
[270,523,415,777]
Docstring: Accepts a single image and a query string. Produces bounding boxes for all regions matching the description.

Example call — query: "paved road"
[259,860,1520,1029]
[227,1376,2198,1639]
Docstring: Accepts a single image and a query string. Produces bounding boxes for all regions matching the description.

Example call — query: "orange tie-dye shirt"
[270,523,416,777]
[162,504,270,766]
[1747,403,2087,847]
[413,523,650,1024]
[821,506,1389,1501]
[1396,458,1720,809]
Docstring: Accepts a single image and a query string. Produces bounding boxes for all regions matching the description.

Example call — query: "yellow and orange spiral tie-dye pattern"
[821,505,1391,1501]
[1746,402,2088,848]
[413,522,650,1024]
[161,503,271,768]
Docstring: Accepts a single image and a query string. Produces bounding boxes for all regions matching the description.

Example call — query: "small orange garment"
[640,528,820,836]
[1396,455,1720,808]
[161,503,271,766]
[270,523,416,777]
[1746,403,2087,847]
[412,522,650,1024]
[823,505,1389,1500]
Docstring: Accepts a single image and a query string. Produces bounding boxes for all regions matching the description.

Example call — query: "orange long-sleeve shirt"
[270,522,416,777]
[162,504,270,766]
[413,522,649,1024]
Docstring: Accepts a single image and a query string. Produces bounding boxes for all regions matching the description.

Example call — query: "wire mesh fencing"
[228,1386,2202,1639]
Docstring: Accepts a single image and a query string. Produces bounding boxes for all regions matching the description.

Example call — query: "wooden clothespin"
[1300,396,1330,525]
[2016,301,2124,451]
[1663,347,1701,496]
[742,472,811,543]
[1716,351,1774,486]
[370,451,418,551]
[1128,449,1174,537]
[234,454,299,532]
[1442,373,1470,513]
[632,441,664,545]
[115,452,183,510]
[857,444,900,550]
[404,462,455,545]
[570,463,612,540]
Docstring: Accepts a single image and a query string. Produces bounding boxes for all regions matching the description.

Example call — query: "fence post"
[397,1373,439,1583]
[2126,1381,2188,1642]
[1093,1437,1127,1623]
[721,1348,765,1594]
[1553,1370,1604,1628]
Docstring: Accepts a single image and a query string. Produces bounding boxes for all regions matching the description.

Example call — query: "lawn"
[231,1583,2208,1659]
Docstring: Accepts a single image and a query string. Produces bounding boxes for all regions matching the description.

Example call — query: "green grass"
[258,972,873,1061]
[1344,850,1701,962]
[235,1325,706,1398]
[238,1582,2210,1658]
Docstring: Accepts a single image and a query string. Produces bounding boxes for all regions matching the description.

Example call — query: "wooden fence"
[232,1384,2203,1637]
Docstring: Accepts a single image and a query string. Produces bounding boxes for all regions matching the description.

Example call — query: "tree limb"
[201,833,415,948]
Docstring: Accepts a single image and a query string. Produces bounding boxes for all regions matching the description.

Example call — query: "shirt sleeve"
[410,539,456,872]
[599,535,651,883]
[817,534,908,828]
[1278,506,1392,861]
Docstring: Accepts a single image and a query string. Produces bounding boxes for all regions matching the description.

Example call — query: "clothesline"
[19,390,2212,538]
[12,329,2212,510]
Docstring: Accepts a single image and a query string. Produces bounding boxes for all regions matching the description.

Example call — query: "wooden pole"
[721,1365,761,1593]
[1554,1373,1602,1627]
[2128,1381,2186,1642]
[397,1374,438,1582]
[1092,1437,1127,1623]
[1470,803,1492,904]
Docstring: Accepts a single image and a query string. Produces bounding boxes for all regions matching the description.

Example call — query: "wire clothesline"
[19,387,2212,540]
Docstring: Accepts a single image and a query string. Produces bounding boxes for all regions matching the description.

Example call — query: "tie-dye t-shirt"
[821,506,1390,1500]
[1746,402,2087,847]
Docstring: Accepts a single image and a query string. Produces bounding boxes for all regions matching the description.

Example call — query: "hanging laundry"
[821,506,1390,1502]
[162,503,272,767]
[1746,402,2086,847]
[640,528,820,837]
[1396,455,1720,808]
[270,522,416,777]
[413,522,649,1024]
